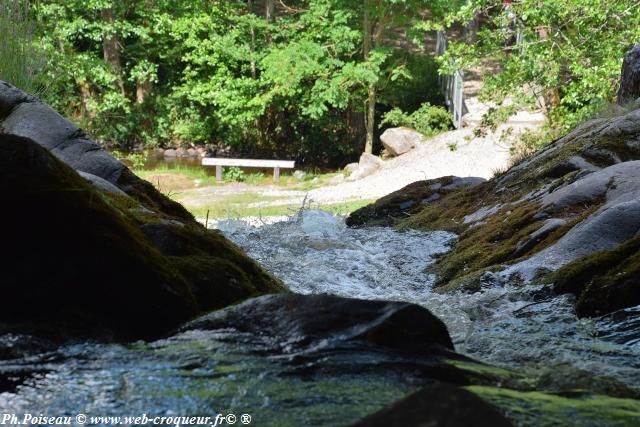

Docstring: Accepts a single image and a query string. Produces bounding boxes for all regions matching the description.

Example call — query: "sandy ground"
[306,123,538,205]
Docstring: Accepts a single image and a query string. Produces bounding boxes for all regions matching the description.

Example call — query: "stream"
[1,210,639,425]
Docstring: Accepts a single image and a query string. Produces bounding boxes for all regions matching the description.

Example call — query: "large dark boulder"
[618,44,640,105]
[182,293,455,357]
[0,133,284,341]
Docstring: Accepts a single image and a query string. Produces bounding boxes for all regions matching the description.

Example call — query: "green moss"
[398,182,496,233]
[467,386,640,427]
[446,360,534,390]
[543,236,640,316]
[432,202,543,286]
[392,114,632,292]
[534,364,639,399]
[170,255,286,312]
[101,181,286,307]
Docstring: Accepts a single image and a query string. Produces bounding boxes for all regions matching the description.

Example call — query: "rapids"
[1,210,638,425]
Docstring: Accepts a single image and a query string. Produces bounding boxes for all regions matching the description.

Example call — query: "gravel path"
[306,122,538,205]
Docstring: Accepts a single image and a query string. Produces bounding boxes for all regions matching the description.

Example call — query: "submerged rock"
[180,293,640,426]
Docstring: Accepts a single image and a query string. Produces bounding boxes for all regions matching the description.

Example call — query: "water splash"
[219,210,640,387]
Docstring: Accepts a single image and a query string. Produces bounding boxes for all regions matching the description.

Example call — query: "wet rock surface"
[351,383,514,427]
[182,294,455,358]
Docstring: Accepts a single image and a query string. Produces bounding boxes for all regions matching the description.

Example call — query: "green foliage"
[111,150,147,169]
[0,0,48,94]
[32,0,446,165]
[223,167,246,183]
[432,0,640,133]
[380,102,452,137]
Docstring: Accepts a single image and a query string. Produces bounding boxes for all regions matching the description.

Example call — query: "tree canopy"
[29,0,445,164]
[2,0,638,164]
[434,0,640,135]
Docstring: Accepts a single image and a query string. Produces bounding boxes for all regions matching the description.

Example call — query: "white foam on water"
[220,210,640,387]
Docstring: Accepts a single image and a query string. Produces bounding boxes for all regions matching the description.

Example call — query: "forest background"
[1,0,639,166]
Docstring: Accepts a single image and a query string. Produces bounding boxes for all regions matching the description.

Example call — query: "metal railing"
[436,31,465,129]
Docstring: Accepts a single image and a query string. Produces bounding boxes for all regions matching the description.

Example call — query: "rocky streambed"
[2,64,640,427]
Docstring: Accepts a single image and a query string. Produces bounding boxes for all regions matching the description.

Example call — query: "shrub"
[223,167,246,183]
[380,102,452,137]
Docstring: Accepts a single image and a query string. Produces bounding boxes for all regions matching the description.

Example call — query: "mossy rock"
[350,107,640,316]
[468,386,640,427]
[543,236,640,316]
[0,134,284,341]
[0,79,193,223]
[346,176,485,228]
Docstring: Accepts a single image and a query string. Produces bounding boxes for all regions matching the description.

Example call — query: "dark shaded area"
[618,44,640,105]
[0,134,283,342]
[351,383,513,427]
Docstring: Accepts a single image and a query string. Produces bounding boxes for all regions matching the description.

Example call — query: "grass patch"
[0,0,48,95]
[135,165,212,182]
[183,197,376,220]
[134,165,344,193]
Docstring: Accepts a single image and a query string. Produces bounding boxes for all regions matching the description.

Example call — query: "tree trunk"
[363,1,374,154]
[265,0,274,21]
[136,80,152,104]
[77,79,96,120]
[537,26,560,110]
[101,7,125,95]
[365,85,376,154]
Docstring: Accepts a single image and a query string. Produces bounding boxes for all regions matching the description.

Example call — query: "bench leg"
[273,167,280,183]
[216,165,222,183]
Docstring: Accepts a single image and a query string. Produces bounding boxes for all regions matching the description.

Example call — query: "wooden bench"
[202,158,295,183]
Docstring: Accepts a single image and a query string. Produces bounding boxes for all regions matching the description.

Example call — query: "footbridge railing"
[436,31,464,129]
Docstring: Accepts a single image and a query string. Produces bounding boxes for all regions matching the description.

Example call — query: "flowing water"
[218,211,640,386]
[1,210,639,425]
